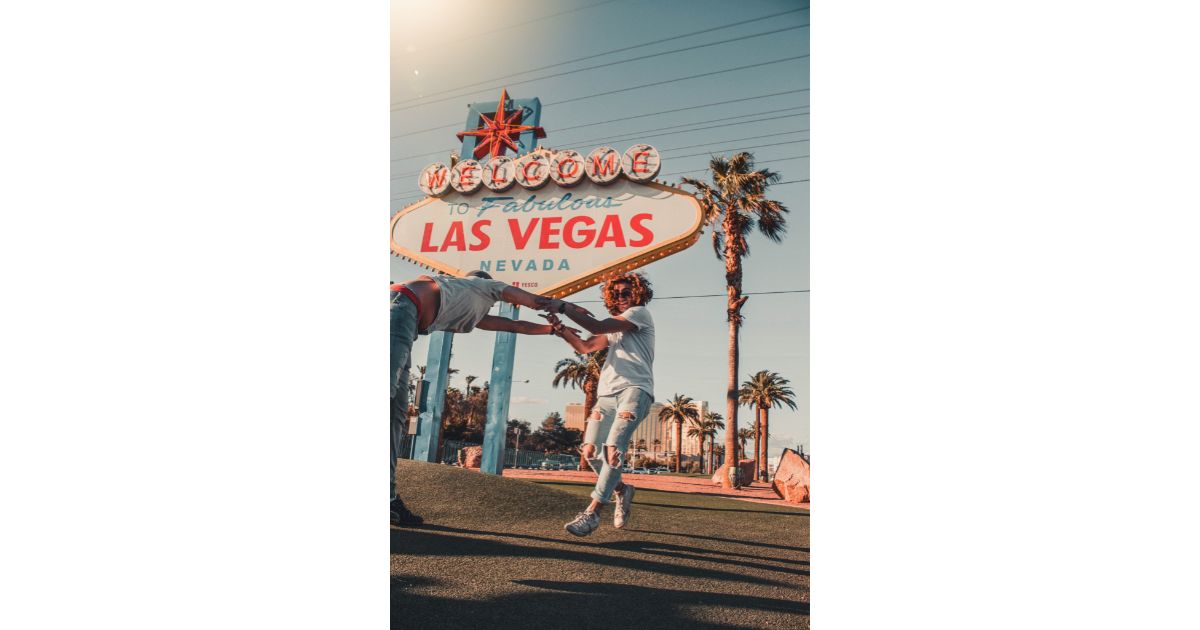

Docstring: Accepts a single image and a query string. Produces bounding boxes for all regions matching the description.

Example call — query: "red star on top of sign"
[456,88,546,160]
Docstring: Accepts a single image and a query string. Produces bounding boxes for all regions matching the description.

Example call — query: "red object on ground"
[771,448,810,504]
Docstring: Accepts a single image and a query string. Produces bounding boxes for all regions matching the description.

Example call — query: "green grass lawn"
[392,460,808,629]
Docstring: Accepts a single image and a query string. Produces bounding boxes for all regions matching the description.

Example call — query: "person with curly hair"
[543,272,655,536]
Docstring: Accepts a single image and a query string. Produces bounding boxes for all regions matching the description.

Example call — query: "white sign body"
[391,179,702,297]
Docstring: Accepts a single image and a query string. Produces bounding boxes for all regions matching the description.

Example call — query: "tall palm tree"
[552,349,608,470]
[652,438,662,458]
[739,370,798,481]
[658,394,699,473]
[682,152,789,488]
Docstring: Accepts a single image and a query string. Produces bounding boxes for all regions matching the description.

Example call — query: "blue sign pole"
[481,302,519,474]
[412,331,453,462]
[476,93,542,475]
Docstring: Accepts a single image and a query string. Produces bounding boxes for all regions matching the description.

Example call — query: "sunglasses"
[613,289,633,298]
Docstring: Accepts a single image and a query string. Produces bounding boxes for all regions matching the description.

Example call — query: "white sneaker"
[564,510,600,537]
[613,485,635,529]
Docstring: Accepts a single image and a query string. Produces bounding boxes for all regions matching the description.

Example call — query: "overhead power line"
[391,7,807,107]
[552,90,806,135]
[440,0,625,44]
[390,88,808,144]
[392,102,809,163]
[668,140,809,161]
[548,55,808,108]
[660,130,808,153]
[389,55,808,140]
[391,25,809,112]
[388,88,811,157]
[565,106,808,149]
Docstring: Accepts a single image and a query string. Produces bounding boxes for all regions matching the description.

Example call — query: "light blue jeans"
[390,293,419,501]
[583,387,653,503]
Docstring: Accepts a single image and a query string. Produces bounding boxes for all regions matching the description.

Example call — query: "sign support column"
[481,302,518,474]
[412,331,453,462]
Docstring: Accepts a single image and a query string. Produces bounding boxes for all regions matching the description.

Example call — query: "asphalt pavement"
[392,460,809,629]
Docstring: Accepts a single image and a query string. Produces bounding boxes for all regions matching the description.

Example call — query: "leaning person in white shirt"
[545,272,656,537]
[390,270,566,527]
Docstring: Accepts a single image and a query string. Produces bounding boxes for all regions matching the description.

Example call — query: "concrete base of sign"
[771,448,810,504]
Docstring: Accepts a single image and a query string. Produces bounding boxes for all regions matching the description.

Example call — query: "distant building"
[677,400,707,456]
[631,399,707,458]
[628,402,667,457]
[564,402,586,432]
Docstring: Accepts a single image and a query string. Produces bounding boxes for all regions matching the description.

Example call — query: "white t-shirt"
[427,276,509,333]
[598,305,655,398]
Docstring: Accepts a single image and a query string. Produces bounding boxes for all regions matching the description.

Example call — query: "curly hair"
[601,272,653,315]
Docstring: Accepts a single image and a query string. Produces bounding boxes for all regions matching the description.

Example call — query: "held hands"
[539,313,580,338]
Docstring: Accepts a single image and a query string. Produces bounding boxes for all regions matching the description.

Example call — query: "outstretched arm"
[499,286,553,311]
[476,314,583,336]
[475,315,553,335]
[558,302,638,335]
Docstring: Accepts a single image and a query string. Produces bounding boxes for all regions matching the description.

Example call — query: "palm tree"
[704,412,725,474]
[552,349,608,470]
[658,394,699,473]
[682,152,789,488]
[737,428,754,462]
[739,370,798,481]
[685,416,707,474]
[652,438,662,458]
[460,375,479,427]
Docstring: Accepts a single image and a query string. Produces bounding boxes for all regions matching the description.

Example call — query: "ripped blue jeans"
[583,387,653,503]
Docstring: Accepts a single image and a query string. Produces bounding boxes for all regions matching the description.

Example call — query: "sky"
[391,0,809,457]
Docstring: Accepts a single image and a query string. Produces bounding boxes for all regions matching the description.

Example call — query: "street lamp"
[511,424,524,467]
